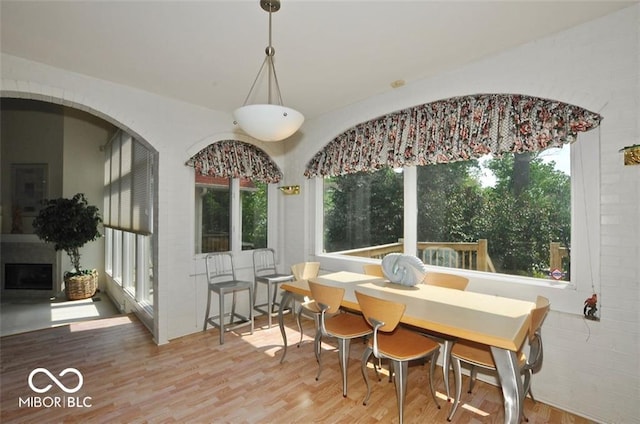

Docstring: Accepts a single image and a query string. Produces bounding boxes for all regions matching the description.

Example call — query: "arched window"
[187,140,282,253]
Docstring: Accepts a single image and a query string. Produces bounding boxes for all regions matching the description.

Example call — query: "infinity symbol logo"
[28,368,84,394]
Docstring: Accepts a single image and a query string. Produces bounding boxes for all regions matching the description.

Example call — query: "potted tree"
[32,193,102,300]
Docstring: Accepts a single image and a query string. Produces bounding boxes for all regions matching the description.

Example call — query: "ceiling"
[1,1,634,120]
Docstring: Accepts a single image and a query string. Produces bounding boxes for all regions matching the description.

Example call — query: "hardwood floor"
[1,313,591,423]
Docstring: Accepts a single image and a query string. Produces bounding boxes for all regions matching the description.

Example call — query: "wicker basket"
[65,270,98,300]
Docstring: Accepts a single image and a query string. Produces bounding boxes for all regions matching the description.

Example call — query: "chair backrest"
[355,290,406,333]
[423,272,469,290]
[308,281,344,314]
[362,263,384,277]
[291,262,320,280]
[205,252,236,284]
[422,247,459,268]
[525,296,550,373]
[253,248,277,276]
[530,296,550,338]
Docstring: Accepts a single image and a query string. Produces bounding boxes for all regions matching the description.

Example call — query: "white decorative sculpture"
[381,253,427,287]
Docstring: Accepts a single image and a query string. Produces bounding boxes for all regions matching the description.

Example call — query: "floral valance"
[304,93,602,178]
[186,140,283,184]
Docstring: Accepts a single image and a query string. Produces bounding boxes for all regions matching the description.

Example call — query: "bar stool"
[203,252,254,344]
[253,248,294,328]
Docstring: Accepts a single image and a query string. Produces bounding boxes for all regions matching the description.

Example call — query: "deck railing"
[336,239,496,272]
[549,242,569,273]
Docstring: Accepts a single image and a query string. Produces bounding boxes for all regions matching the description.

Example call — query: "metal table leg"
[279,291,293,364]
[491,346,524,424]
[442,339,453,400]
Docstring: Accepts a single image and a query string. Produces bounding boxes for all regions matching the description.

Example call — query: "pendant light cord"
[241,3,284,107]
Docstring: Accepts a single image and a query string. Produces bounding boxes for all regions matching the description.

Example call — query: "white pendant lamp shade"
[234,0,304,142]
[233,104,304,142]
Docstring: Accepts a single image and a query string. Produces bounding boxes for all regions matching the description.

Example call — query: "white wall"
[1,4,638,423]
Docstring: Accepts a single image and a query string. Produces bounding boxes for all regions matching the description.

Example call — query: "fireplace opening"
[5,263,53,290]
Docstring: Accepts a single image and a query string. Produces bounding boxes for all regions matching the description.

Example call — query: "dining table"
[277,271,536,424]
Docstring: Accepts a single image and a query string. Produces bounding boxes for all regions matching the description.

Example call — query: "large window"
[103,129,155,314]
[323,146,572,282]
[195,175,268,254]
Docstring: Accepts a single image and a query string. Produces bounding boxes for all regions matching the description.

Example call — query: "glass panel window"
[138,233,153,306]
[416,146,571,281]
[122,232,136,294]
[240,179,267,250]
[112,229,123,285]
[323,168,403,255]
[196,176,230,253]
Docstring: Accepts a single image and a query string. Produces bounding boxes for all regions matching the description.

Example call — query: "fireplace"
[1,234,60,298]
[5,263,53,290]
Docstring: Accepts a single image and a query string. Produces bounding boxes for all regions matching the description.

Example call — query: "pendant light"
[233,0,304,142]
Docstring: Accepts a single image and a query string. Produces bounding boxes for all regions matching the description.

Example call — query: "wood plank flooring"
[1,313,592,423]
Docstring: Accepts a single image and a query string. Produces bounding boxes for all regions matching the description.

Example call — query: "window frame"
[314,130,600,300]
[194,177,272,255]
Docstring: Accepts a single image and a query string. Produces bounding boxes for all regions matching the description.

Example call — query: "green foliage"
[202,188,230,235]
[417,160,484,242]
[482,155,571,276]
[241,182,267,249]
[324,168,403,252]
[32,193,102,275]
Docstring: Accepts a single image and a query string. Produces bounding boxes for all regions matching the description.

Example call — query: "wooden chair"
[356,290,441,424]
[447,296,550,421]
[203,252,254,345]
[362,263,384,277]
[290,262,321,348]
[253,248,294,328]
[309,281,372,397]
[423,271,469,290]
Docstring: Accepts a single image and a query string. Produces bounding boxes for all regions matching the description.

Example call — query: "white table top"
[283,271,535,351]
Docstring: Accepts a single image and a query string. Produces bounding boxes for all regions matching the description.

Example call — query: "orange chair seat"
[373,327,440,361]
[325,313,372,338]
[451,340,526,369]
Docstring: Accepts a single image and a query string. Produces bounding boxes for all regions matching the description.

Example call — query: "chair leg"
[219,290,225,345]
[447,357,463,421]
[253,280,258,307]
[231,290,237,322]
[271,282,279,311]
[523,368,536,402]
[315,333,322,365]
[361,346,373,405]
[315,329,324,381]
[338,338,351,397]
[313,316,322,367]
[468,365,477,393]
[267,282,273,328]
[392,360,409,424]
[203,289,212,331]
[248,286,254,335]
[428,349,441,409]
[296,304,304,347]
